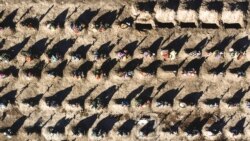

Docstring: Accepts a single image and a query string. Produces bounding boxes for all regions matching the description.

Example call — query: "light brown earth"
[0,0,250,141]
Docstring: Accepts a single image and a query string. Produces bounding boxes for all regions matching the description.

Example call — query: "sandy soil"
[0,0,250,141]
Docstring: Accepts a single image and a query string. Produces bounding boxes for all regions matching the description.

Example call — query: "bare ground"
[0,0,250,141]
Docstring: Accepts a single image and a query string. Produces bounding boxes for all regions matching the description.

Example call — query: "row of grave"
[1,83,250,113]
[0,111,248,140]
[134,1,248,29]
[0,1,248,32]
[1,57,250,80]
[0,35,249,64]
[0,58,250,80]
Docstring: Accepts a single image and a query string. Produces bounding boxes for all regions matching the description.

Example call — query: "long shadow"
[99,59,117,77]
[229,2,248,14]
[119,58,143,72]
[163,112,192,134]
[91,85,119,109]
[67,86,97,108]
[21,38,52,59]
[8,36,30,60]
[48,117,72,134]
[140,60,162,75]
[18,84,30,98]
[161,59,186,75]
[140,120,155,136]
[207,1,223,13]
[162,35,189,54]
[117,5,125,18]
[94,10,118,29]
[72,114,98,135]
[36,5,54,21]
[224,23,242,29]
[71,43,92,60]
[17,6,32,23]
[72,61,93,78]
[208,116,234,135]
[92,115,120,137]
[2,115,28,136]
[48,8,68,28]
[227,88,250,106]
[47,38,76,59]
[115,85,144,106]
[185,116,210,136]
[155,21,175,28]
[135,87,154,106]
[202,23,219,29]
[0,90,17,107]
[126,85,144,101]
[184,0,202,11]
[66,6,80,20]
[159,0,180,11]
[157,87,183,107]
[0,9,18,30]
[75,8,100,28]
[208,60,232,75]
[93,41,115,60]
[231,36,250,52]
[141,37,164,56]
[118,36,146,57]
[229,117,246,135]
[21,17,39,29]
[24,60,45,78]
[180,91,203,106]
[119,41,138,57]
[204,98,220,106]
[229,61,250,77]
[180,22,197,28]
[185,38,209,54]
[45,85,73,107]
[119,16,134,28]
[207,36,235,53]
[0,37,30,61]
[0,10,4,19]
[117,119,136,136]
[21,5,54,29]
[0,66,19,78]
[183,57,205,75]
[0,39,5,49]
[47,60,67,77]
[136,1,156,13]
[0,83,9,93]
[156,82,168,93]
[25,117,43,135]
[22,94,43,107]
[25,115,53,135]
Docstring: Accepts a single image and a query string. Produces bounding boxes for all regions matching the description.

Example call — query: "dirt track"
[0,0,250,141]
